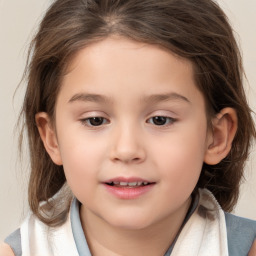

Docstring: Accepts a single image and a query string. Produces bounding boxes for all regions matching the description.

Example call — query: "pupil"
[153,116,167,125]
[90,117,103,126]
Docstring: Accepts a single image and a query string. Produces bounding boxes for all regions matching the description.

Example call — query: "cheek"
[57,131,107,195]
[157,145,203,185]
[152,125,207,190]
[150,136,205,213]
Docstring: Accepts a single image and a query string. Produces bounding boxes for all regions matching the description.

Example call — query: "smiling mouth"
[105,181,153,187]
[103,179,155,199]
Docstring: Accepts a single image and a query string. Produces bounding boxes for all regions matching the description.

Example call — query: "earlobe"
[204,108,238,165]
[35,112,63,165]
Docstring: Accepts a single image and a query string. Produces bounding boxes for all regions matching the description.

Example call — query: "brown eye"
[82,117,107,126]
[147,116,176,126]
[152,116,167,125]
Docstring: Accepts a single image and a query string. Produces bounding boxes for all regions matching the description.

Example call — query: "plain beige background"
[0,0,255,241]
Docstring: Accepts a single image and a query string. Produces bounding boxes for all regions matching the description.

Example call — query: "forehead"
[58,37,204,108]
[66,37,192,75]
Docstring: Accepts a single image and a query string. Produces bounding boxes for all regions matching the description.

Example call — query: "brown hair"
[21,0,256,226]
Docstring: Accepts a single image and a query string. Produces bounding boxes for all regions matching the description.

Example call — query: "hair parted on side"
[20,0,256,226]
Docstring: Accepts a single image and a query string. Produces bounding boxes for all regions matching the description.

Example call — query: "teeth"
[120,182,128,186]
[128,182,137,186]
[108,181,150,186]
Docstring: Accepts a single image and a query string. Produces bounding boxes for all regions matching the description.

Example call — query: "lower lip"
[103,184,155,199]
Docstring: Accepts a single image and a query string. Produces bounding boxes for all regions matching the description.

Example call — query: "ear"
[204,107,238,165]
[35,112,63,165]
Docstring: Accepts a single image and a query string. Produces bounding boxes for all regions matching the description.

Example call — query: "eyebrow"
[68,93,112,104]
[68,92,190,105]
[142,92,191,105]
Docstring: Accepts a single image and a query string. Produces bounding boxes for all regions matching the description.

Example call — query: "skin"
[34,37,239,255]
[0,243,15,256]
[249,240,256,256]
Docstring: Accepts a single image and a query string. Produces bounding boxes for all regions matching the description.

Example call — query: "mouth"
[105,181,153,188]
[103,177,155,199]
[104,177,155,188]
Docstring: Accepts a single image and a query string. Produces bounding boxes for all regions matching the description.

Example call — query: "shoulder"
[0,242,15,256]
[225,212,256,256]
[4,228,21,256]
[225,212,256,234]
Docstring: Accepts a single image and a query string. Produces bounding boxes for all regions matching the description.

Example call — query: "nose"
[109,124,146,164]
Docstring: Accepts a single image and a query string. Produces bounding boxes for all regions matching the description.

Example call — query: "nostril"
[109,137,146,163]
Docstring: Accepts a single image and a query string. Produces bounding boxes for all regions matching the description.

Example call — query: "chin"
[105,214,154,230]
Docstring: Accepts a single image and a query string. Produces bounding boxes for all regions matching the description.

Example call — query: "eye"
[147,116,176,126]
[81,117,108,127]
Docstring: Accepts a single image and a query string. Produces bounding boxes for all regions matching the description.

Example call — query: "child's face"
[53,37,212,229]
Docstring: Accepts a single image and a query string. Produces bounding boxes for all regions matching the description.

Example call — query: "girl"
[1,0,256,255]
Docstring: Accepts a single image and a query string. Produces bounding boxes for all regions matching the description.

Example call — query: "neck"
[80,197,191,256]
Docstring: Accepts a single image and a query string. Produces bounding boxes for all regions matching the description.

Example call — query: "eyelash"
[80,117,109,127]
[80,116,177,127]
[146,116,177,126]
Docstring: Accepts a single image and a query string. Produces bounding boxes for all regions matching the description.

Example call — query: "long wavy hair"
[20,0,256,226]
